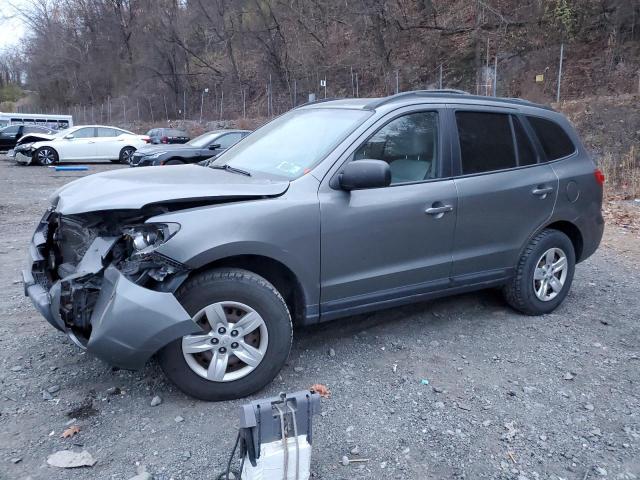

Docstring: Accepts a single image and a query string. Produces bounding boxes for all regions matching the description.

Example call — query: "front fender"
[149,179,322,317]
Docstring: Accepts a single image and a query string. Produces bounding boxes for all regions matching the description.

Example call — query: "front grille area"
[53,215,98,268]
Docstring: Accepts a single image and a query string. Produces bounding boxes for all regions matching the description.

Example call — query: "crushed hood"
[17,133,57,145]
[53,165,289,215]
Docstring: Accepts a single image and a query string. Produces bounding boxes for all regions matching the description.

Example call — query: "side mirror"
[339,159,391,191]
[208,143,221,150]
[64,134,74,139]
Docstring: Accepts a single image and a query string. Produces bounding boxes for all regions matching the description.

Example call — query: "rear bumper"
[575,208,605,263]
[24,218,197,370]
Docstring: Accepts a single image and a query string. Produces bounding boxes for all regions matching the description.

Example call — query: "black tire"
[33,147,59,166]
[157,268,293,401]
[164,159,184,165]
[503,229,575,315]
[119,146,136,164]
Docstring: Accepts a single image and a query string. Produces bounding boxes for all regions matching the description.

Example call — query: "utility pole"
[122,99,126,123]
[439,63,443,89]
[219,90,224,120]
[485,37,490,96]
[269,74,273,116]
[242,88,246,118]
[395,70,399,94]
[200,88,208,123]
[148,97,154,123]
[323,75,327,98]
[183,91,186,121]
[163,95,169,122]
[136,99,140,121]
[355,73,359,97]
[493,55,498,96]
[556,43,564,103]
[293,79,297,107]
[351,66,355,96]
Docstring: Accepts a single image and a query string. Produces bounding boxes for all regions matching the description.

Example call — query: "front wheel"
[33,147,58,166]
[157,269,292,401]
[503,229,575,315]
[119,146,136,164]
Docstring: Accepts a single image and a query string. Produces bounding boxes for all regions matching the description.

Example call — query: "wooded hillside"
[1,0,639,118]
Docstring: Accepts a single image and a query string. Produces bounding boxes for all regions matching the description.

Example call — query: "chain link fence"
[9,51,640,129]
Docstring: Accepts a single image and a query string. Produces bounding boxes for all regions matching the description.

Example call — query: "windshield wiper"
[210,164,252,176]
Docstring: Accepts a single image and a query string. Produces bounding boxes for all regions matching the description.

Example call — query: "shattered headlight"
[122,223,180,255]
[16,142,34,151]
[143,151,167,159]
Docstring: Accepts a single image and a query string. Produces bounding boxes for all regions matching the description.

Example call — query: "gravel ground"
[0,155,639,480]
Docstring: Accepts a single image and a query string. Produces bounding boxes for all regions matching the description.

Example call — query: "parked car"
[146,128,190,144]
[13,125,149,165]
[23,90,604,401]
[130,130,251,167]
[0,124,56,151]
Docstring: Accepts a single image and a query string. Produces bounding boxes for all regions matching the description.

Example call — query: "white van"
[0,112,73,130]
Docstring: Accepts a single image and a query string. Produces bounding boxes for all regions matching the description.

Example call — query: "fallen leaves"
[310,383,331,398]
[61,425,81,439]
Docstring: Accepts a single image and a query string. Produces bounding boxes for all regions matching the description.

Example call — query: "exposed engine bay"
[33,206,190,345]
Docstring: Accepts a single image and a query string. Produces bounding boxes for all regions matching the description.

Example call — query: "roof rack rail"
[295,97,341,108]
[365,89,470,109]
[365,89,554,111]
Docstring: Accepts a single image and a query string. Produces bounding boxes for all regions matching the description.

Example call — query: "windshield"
[188,132,221,148]
[212,108,371,179]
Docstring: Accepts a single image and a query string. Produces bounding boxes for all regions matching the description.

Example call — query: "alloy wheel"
[533,247,568,301]
[122,148,135,164]
[181,301,268,382]
[37,148,56,165]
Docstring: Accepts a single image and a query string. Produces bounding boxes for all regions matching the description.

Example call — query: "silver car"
[23,90,604,400]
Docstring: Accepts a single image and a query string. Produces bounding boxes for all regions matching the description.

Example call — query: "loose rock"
[47,450,96,468]
[150,395,162,407]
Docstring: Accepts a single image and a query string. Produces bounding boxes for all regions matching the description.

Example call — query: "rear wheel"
[157,268,292,401]
[33,147,58,166]
[503,229,575,315]
[119,146,136,164]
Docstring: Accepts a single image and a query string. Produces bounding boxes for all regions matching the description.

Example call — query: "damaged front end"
[24,206,197,369]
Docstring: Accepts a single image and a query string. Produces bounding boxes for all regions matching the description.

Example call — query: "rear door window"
[97,127,118,137]
[455,112,516,174]
[526,116,575,160]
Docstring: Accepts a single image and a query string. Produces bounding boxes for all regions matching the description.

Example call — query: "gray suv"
[23,91,604,401]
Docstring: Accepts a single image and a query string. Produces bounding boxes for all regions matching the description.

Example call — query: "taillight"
[161,136,168,144]
[142,136,151,143]
[594,168,605,186]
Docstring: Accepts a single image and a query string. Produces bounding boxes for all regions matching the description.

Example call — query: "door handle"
[425,204,454,216]
[532,186,553,197]
[88,141,96,144]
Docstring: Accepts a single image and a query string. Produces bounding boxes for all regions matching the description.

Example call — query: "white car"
[13,125,150,165]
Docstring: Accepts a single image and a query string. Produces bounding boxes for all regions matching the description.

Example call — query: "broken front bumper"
[23,214,198,370]
[14,151,32,165]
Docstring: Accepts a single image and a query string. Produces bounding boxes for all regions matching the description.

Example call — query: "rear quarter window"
[526,116,576,160]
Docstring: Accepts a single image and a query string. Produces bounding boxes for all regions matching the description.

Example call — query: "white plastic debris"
[241,435,311,480]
